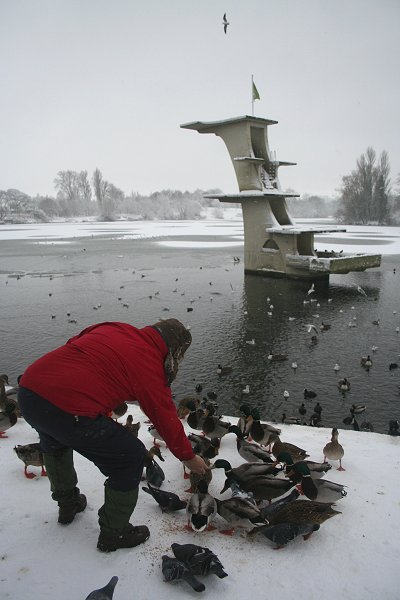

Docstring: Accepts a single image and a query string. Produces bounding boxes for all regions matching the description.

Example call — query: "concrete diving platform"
[181,114,381,280]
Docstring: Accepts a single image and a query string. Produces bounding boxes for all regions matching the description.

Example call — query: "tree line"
[1,151,399,224]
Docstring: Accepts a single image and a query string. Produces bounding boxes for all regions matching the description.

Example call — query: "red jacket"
[20,322,195,462]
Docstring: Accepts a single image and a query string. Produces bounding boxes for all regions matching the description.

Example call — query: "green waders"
[97,482,150,552]
[43,448,87,524]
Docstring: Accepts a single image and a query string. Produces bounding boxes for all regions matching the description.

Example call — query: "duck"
[337,377,351,391]
[246,408,281,447]
[201,404,232,439]
[142,483,187,512]
[241,384,250,395]
[228,425,274,464]
[215,495,268,535]
[186,479,217,532]
[320,322,331,331]
[236,404,252,437]
[265,499,341,527]
[276,452,332,480]
[334,363,341,371]
[188,433,220,460]
[0,401,18,438]
[124,414,141,437]
[389,363,399,371]
[313,402,322,415]
[286,461,347,502]
[14,443,47,479]
[143,446,165,488]
[186,400,207,432]
[268,433,309,463]
[248,522,320,549]
[220,471,294,503]
[304,388,317,399]
[212,458,281,483]
[258,488,300,520]
[298,403,307,416]
[282,413,301,425]
[388,420,400,436]
[176,395,200,419]
[267,352,288,362]
[361,355,372,369]
[216,364,232,376]
[323,428,345,471]
[187,458,212,493]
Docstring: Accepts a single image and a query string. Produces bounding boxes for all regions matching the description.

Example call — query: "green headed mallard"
[246,408,281,447]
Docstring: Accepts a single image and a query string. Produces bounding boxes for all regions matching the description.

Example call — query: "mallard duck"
[143,446,165,488]
[176,395,200,419]
[266,499,341,526]
[216,364,232,376]
[186,400,207,432]
[350,403,366,415]
[188,433,220,460]
[286,462,347,502]
[0,401,18,438]
[212,458,280,482]
[259,488,300,520]
[124,414,141,437]
[267,352,288,362]
[187,458,212,493]
[276,452,331,480]
[201,404,232,439]
[388,420,400,436]
[249,522,320,549]
[320,322,331,331]
[215,496,268,534]
[269,433,309,463]
[171,543,228,579]
[228,425,274,463]
[220,470,294,503]
[298,403,307,416]
[282,413,301,425]
[323,428,345,471]
[304,388,317,399]
[337,378,351,391]
[186,479,217,532]
[236,404,252,436]
[246,409,281,447]
[142,483,187,512]
[14,443,47,479]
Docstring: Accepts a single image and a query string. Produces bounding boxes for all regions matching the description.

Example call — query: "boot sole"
[97,532,150,552]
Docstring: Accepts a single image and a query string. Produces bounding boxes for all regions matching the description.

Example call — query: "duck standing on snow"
[143,446,165,488]
[201,403,232,439]
[286,461,347,502]
[215,495,268,534]
[187,479,217,532]
[277,451,331,480]
[228,425,274,463]
[124,414,141,437]
[248,521,320,549]
[246,408,281,447]
[14,443,47,479]
[268,433,309,463]
[323,427,345,471]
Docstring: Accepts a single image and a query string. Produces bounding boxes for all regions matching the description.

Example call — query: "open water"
[0,220,399,434]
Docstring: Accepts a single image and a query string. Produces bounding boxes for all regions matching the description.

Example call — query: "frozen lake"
[1,217,399,433]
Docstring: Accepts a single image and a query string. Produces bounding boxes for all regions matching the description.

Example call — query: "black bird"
[388,420,400,436]
[222,13,229,34]
[298,403,307,416]
[304,389,317,399]
[142,483,187,512]
[161,555,205,593]
[389,363,398,371]
[171,543,228,579]
[313,402,322,415]
[85,576,118,600]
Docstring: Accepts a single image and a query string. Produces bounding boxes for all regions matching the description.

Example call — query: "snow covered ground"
[1,404,399,600]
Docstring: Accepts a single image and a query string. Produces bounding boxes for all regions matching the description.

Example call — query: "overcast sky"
[1,0,399,199]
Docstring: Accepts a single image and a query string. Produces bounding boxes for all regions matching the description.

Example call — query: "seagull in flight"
[222,13,229,34]
[356,285,367,297]
[307,283,315,295]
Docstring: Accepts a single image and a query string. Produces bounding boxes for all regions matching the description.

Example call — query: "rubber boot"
[97,484,150,552]
[43,448,87,524]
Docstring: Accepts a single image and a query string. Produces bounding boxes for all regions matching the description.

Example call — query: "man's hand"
[183,455,209,476]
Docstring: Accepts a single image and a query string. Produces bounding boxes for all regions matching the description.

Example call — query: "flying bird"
[304,324,318,335]
[222,13,229,34]
[356,285,367,296]
[307,283,315,295]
